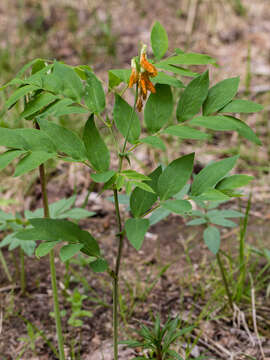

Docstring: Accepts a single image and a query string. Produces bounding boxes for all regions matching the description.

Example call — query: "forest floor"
[0,0,270,359]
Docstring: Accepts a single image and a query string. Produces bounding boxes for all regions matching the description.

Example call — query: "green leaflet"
[125,218,150,250]
[84,70,106,114]
[53,61,84,102]
[0,150,26,170]
[91,170,116,183]
[0,128,28,149]
[121,170,150,181]
[158,153,194,200]
[13,128,57,152]
[16,58,48,77]
[144,84,173,133]
[176,70,209,122]
[41,72,63,94]
[89,258,108,273]
[196,189,231,201]
[36,241,60,258]
[139,136,166,150]
[153,62,198,77]
[151,21,169,60]
[220,99,263,113]
[216,174,254,190]
[203,227,220,255]
[113,94,141,144]
[108,69,131,89]
[39,99,88,117]
[24,65,54,87]
[203,77,240,115]
[130,166,162,217]
[207,215,236,228]
[74,65,93,80]
[21,92,58,119]
[152,72,185,88]
[83,114,110,171]
[59,244,84,262]
[5,84,39,109]
[156,52,216,66]
[78,230,100,257]
[18,218,100,257]
[162,125,209,140]
[14,151,56,177]
[191,155,239,196]
[161,199,192,214]
[57,208,95,220]
[38,118,87,160]
[190,115,261,145]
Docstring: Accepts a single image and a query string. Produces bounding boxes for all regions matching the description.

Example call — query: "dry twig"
[250,274,266,360]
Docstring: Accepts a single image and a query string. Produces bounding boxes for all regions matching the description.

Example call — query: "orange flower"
[139,72,148,97]
[128,59,139,88]
[128,45,158,112]
[140,53,158,77]
[143,72,156,93]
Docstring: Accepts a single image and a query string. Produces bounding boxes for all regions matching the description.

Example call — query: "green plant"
[122,315,200,360]
[66,288,93,327]
[0,210,35,291]
[16,322,40,359]
[186,199,244,306]
[0,21,263,359]
[187,193,253,309]
[16,315,59,359]
[0,196,95,293]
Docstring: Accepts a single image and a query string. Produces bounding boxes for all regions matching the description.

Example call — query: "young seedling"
[121,315,196,360]
[0,21,262,359]
[66,288,93,327]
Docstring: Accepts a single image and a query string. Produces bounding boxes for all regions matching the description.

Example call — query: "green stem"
[142,203,160,218]
[82,181,95,209]
[157,348,162,360]
[0,249,12,282]
[36,122,65,360]
[118,84,138,172]
[20,248,26,294]
[236,193,251,302]
[96,113,120,153]
[112,188,124,360]
[216,252,233,311]
[112,86,139,360]
[17,312,59,358]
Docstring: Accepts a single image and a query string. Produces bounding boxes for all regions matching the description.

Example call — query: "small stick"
[185,0,199,39]
[0,249,12,282]
[0,284,20,293]
[249,274,266,360]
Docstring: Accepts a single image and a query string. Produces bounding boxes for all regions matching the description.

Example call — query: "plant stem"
[20,248,26,294]
[0,249,12,282]
[118,84,138,172]
[236,193,251,302]
[112,188,124,360]
[157,349,162,360]
[216,252,233,311]
[36,122,65,360]
[112,85,139,360]
[17,312,59,358]
[82,181,95,209]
